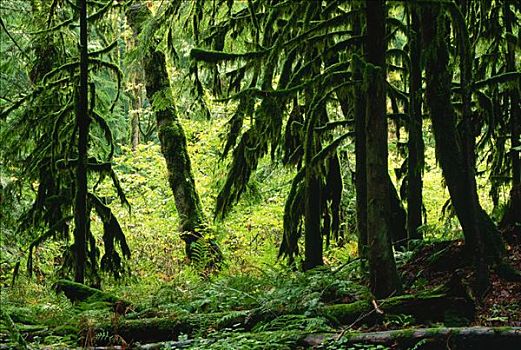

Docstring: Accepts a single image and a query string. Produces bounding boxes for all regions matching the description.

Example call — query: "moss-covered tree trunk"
[406,5,424,243]
[457,0,489,294]
[364,0,402,298]
[503,0,521,225]
[352,4,368,265]
[301,1,325,270]
[421,4,506,270]
[125,34,143,152]
[73,0,90,284]
[126,3,209,259]
[130,101,140,151]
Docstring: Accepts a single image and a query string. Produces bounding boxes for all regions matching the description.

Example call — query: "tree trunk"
[457,0,489,295]
[388,175,407,249]
[130,106,140,151]
[355,72,368,262]
[365,0,402,298]
[129,79,141,151]
[352,4,368,265]
[126,3,210,260]
[302,1,324,270]
[407,5,424,243]
[73,0,90,284]
[421,4,506,268]
[303,172,323,270]
[504,0,521,225]
[125,34,142,152]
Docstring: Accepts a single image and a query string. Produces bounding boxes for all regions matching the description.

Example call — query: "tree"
[364,0,402,298]
[126,2,220,262]
[352,1,368,263]
[420,1,519,289]
[187,1,351,268]
[406,3,424,243]
[1,0,130,285]
[185,0,409,271]
[74,0,90,283]
[502,0,521,227]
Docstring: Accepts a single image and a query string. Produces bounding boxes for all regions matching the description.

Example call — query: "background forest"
[0,0,520,349]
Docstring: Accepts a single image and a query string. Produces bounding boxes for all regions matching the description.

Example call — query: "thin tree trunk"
[352,5,368,265]
[302,84,323,270]
[421,4,506,268]
[126,35,141,152]
[131,108,140,151]
[130,85,141,151]
[407,5,424,243]
[504,0,521,223]
[365,0,402,298]
[126,3,210,260]
[74,0,89,284]
[302,1,324,270]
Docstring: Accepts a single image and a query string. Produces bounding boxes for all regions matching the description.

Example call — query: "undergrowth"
[0,117,505,349]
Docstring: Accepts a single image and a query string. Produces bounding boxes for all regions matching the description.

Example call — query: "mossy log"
[54,279,129,308]
[87,310,253,346]
[321,293,475,327]
[305,327,521,350]
[89,292,474,345]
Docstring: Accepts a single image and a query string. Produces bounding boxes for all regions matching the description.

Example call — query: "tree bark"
[74,0,90,284]
[126,3,211,260]
[365,0,402,298]
[407,5,424,243]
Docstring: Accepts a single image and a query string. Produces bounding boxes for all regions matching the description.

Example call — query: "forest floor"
[1,231,520,349]
[401,235,521,329]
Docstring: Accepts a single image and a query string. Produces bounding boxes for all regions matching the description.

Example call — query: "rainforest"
[0,0,520,349]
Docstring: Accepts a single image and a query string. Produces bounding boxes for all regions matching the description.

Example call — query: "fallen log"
[88,292,474,345]
[321,292,475,327]
[84,327,521,350]
[53,279,131,313]
[53,279,123,304]
[307,326,521,350]
[85,310,253,346]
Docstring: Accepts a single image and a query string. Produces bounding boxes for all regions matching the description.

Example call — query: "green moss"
[493,326,513,334]
[322,293,449,326]
[54,279,124,304]
[451,328,461,335]
[321,299,370,325]
[390,328,416,339]
[424,326,445,337]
